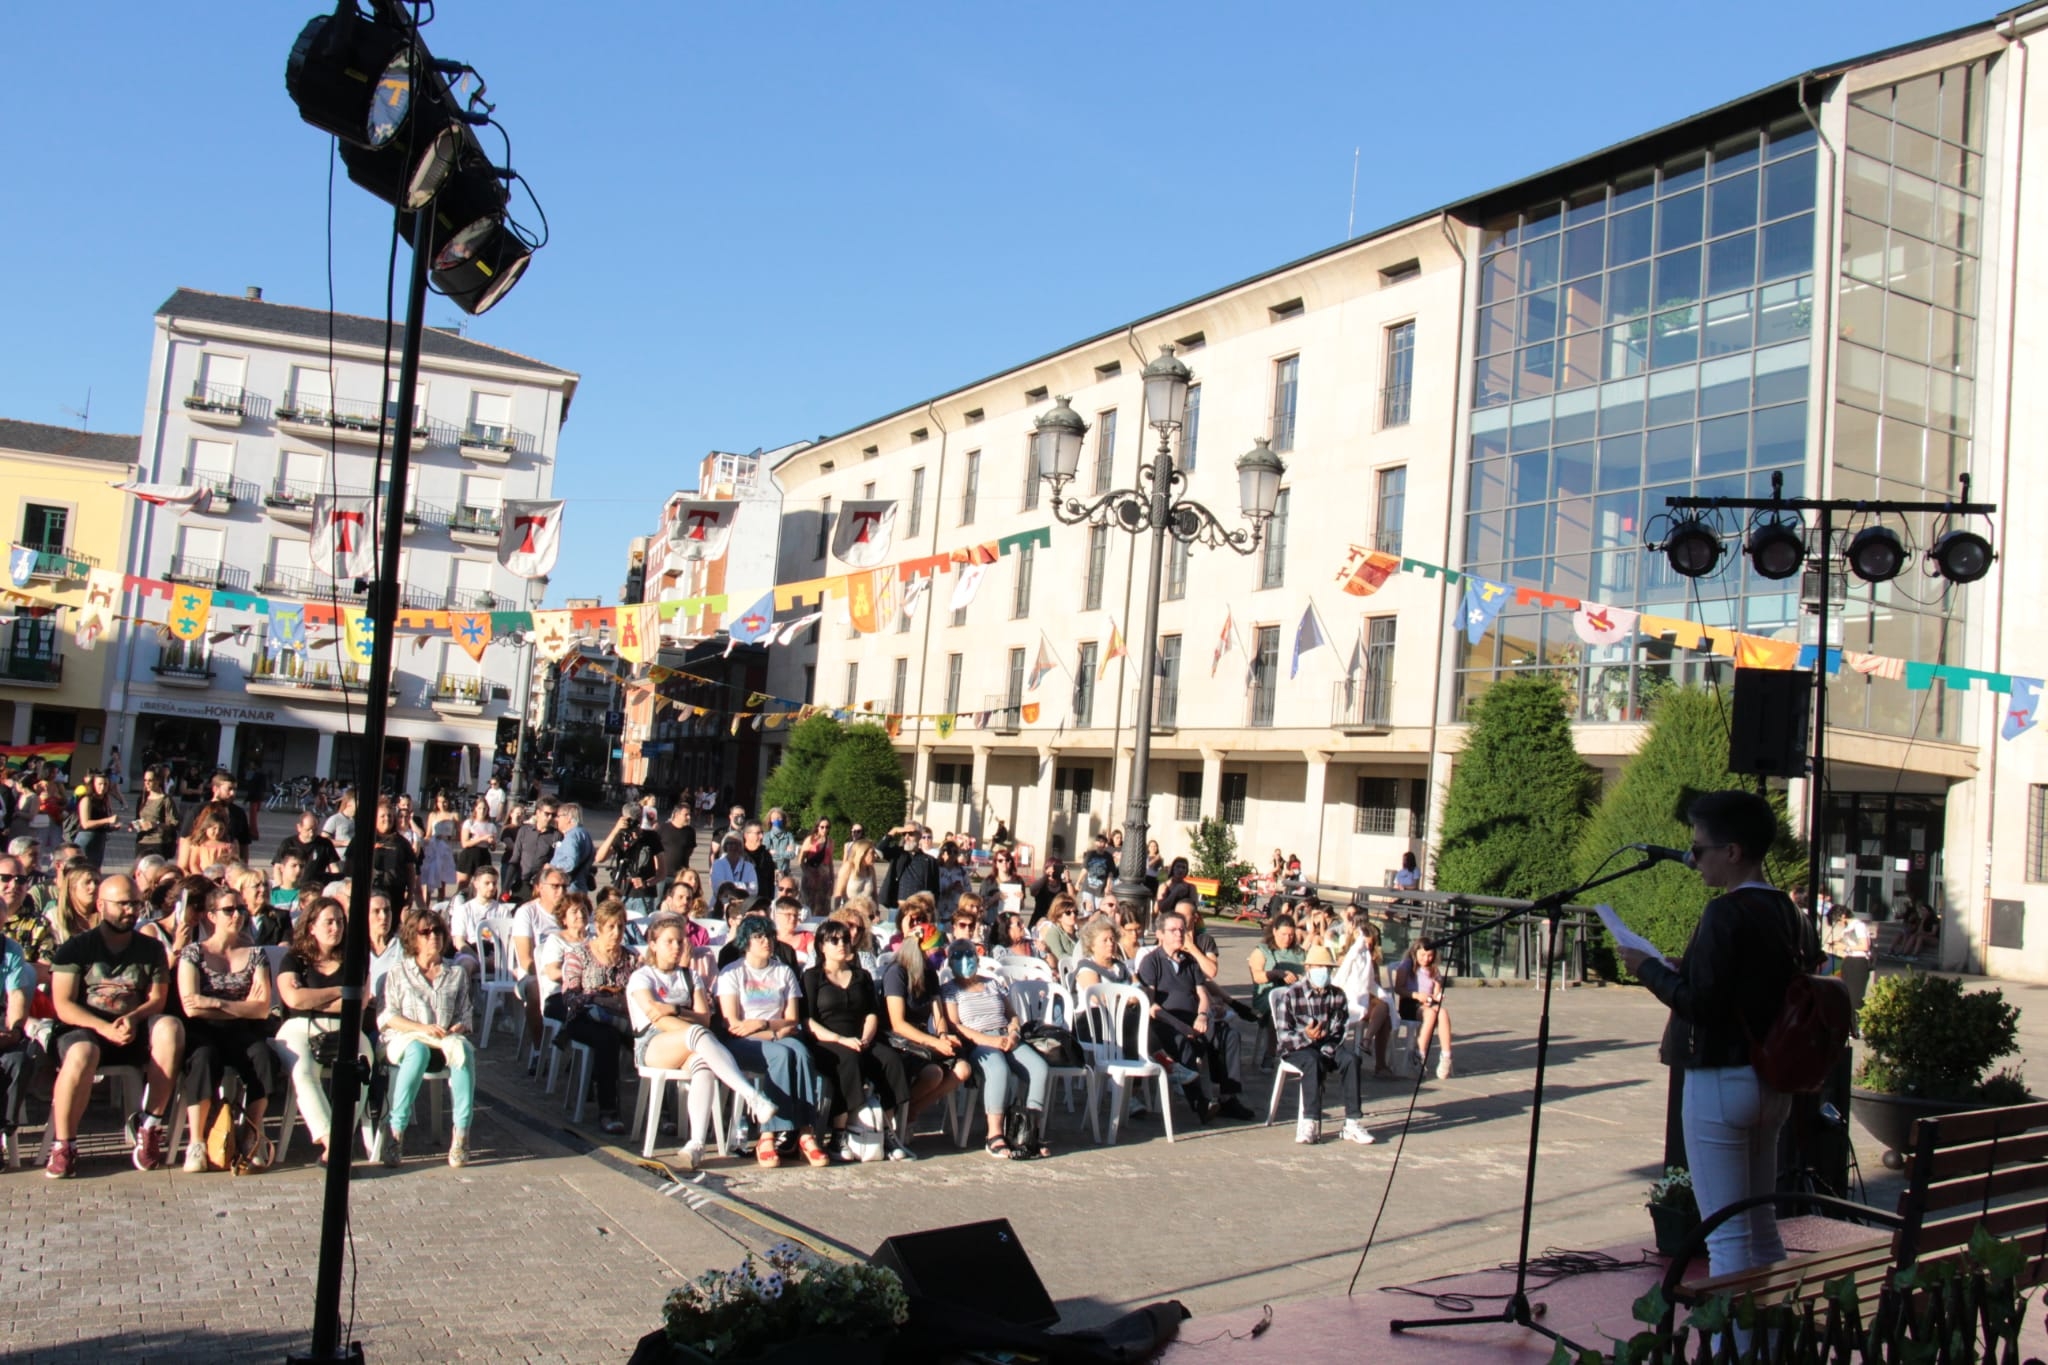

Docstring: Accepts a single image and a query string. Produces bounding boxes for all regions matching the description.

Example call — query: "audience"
[1391,935,1454,1079]
[803,919,913,1160]
[1270,945,1375,1146]
[1,922,35,1161]
[273,896,370,1165]
[628,918,776,1169]
[512,871,570,1055]
[556,900,638,1134]
[378,908,475,1168]
[715,914,829,1167]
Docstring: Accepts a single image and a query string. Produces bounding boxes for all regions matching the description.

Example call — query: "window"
[932,762,971,804]
[21,503,69,552]
[1221,772,1249,826]
[891,658,908,715]
[802,665,816,702]
[952,602,968,628]
[1355,777,1401,835]
[816,495,832,560]
[197,353,246,401]
[1271,356,1300,452]
[1374,466,1407,555]
[1182,383,1201,471]
[468,392,512,443]
[450,558,494,610]
[1357,616,1398,724]
[1269,298,1305,321]
[862,481,875,500]
[964,408,984,425]
[1259,489,1290,589]
[1249,626,1279,726]
[1025,385,1049,402]
[1054,766,1094,815]
[1012,542,1035,618]
[188,438,236,492]
[1074,642,1099,726]
[2030,786,2048,883]
[944,653,963,714]
[1006,647,1026,707]
[1084,526,1109,610]
[1092,408,1117,493]
[960,451,980,525]
[1382,321,1416,426]
[1165,535,1189,600]
[844,662,859,708]
[1021,436,1040,511]
[1155,634,1181,727]
[1094,360,1121,380]
[461,473,503,518]
[1176,771,1202,821]
[1379,259,1422,286]
[287,364,332,415]
[1409,777,1429,839]
[906,468,925,536]
[910,428,929,443]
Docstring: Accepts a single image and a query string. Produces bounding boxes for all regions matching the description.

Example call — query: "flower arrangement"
[1645,1165,1697,1217]
[662,1242,908,1361]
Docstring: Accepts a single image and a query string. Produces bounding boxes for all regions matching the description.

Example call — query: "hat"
[1304,945,1338,968]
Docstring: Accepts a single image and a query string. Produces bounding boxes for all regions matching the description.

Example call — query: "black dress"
[802,964,909,1117]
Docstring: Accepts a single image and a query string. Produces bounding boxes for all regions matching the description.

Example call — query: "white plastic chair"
[1381,965,1422,1072]
[477,911,523,1049]
[558,1041,595,1122]
[691,917,729,948]
[272,1049,380,1165]
[1265,1057,1307,1126]
[37,1065,188,1166]
[632,1064,729,1159]
[1009,979,1100,1138]
[1079,983,1176,1144]
[992,952,1054,983]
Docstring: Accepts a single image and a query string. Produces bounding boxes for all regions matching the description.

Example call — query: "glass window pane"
[1510,398,1552,450]
[1706,231,1757,295]
[1470,406,1510,456]
[1759,215,1814,281]
[1886,294,1932,364]
[1474,355,1514,408]
[1648,365,1697,426]
[1699,353,1752,415]
[1516,343,1556,398]
[1613,169,1655,212]
[1521,288,1560,343]
[1931,245,1977,315]
[1563,276,1603,333]
[1895,73,1940,134]
[1650,306,1699,369]
[1564,222,1605,280]
[1481,214,1520,251]
[1708,171,1758,237]
[1753,339,1811,406]
[1603,324,1647,380]
[1599,377,1645,434]
[1834,401,1878,469]
[1608,206,1653,266]
[1567,186,1607,223]
[1936,185,1981,254]
[1838,343,1883,411]
[1698,412,1748,474]
[1929,372,1973,437]
[1598,433,1642,490]
[1553,388,1597,442]
[1480,250,1518,305]
[1658,189,1704,251]
[1553,442,1593,498]
[1764,152,1818,219]
[1882,355,1928,423]
[1842,214,1886,283]
[1520,233,1561,291]
[1655,248,1701,309]
[1753,401,1805,467]
[1757,278,1814,346]
[1767,117,1818,160]
[1838,278,1883,348]
[1879,416,1925,487]
[1703,292,1754,357]
[1712,133,1760,178]
[1524,200,1563,238]
[1646,424,1694,482]
[1891,170,1938,240]
[1928,306,1972,374]
[1468,458,1506,512]
[1560,332,1601,392]
[1477,302,1515,356]
[1464,515,1502,566]
[1511,449,1549,503]
[1843,152,1890,222]
[1893,124,1939,181]
[1594,490,1640,549]
[1607,262,1651,321]
[1661,153,1706,195]
[1846,106,1892,159]
[1509,506,1549,561]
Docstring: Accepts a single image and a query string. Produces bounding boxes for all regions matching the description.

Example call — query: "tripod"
[1388,854,1663,1353]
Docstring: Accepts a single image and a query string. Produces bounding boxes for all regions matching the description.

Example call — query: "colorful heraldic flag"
[268,603,308,660]
[1021,702,1040,725]
[612,603,658,666]
[1572,602,1639,646]
[448,611,492,663]
[74,569,122,650]
[1028,635,1058,691]
[1335,545,1401,597]
[310,496,376,580]
[341,607,377,666]
[949,563,988,611]
[1101,620,1126,680]
[727,592,777,646]
[2004,676,2043,742]
[499,499,565,578]
[7,548,35,588]
[846,571,880,634]
[530,609,576,663]
[667,500,738,560]
[1291,603,1326,679]
[167,586,213,642]
[831,500,899,568]
[1211,608,1235,678]
[900,574,930,624]
[874,568,900,626]
[1461,577,1511,645]
[934,714,956,740]
[112,480,211,511]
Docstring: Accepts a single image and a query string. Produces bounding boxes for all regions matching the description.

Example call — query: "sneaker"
[747,1094,779,1128]
[1341,1119,1377,1145]
[1437,1051,1454,1081]
[885,1138,918,1162]
[381,1125,404,1168]
[448,1131,470,1168]
[133,1120,169,1172]
[44,1139,76,1179]
[1,1127,18,1172]
[1295,1118,1319,1145]
[676,1142,704,1171]
[1217,1097,1256,1122]
[183,1140,208,1173]
[599,1115,627,1136]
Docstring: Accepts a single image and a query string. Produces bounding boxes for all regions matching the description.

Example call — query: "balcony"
[1244,687,1277,729]
[8,543,95,583]
[166,557,249,591]
[1333,675,1393,734]
[986,692,1021,736]
[429,672,488,716]
[275,395,426,450]
[457,422,529,464]
[448,504,501,547]
[183,382,270,428]
[180,467,259,515]
[400,583,445,612]
[0,639,62,688]
[446,586,500,612]
[1127,685,1179,735]
[403,501,451,531]
[151,643,215,689]
[263,478,321,525]
[255,564,320,597]
[245,652,393,702]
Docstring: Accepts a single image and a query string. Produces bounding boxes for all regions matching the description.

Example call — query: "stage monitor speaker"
[1728,667,1812,777]
[871,1218,1059,1329]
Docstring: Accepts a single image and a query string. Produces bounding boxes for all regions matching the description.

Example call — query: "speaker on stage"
[871,1219,1059,1329]
[1728,668,1812,777]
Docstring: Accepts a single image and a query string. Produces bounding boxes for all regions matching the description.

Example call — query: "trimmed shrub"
[759,713,843,825]
[809,723,907,845]
[1435,674,1596,902]
[1186,817,1255,909]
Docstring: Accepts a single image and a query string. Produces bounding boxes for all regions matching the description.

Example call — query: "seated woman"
[47,865,101,950]
[556,900,639,1134]
[1072,915,1131,992]
[828,901,882,978]
[1113,904,1147,968]
[377,908,475,1168]
[273,896,373,1164]
[536,892,592,1027]
[1035,895,1079,968]
[1891,899,1938,958]
[994,908,1042,962]
[365,892,403,1002]
[715,914,830,1168]
[1247,914,1306,1023]
[177,884,278,1172]
[627,918,776,1169]
[1390,935,1453,1079]
[1333,913,1395,1078]
[769,896,814,969]
[941,939,1051,1160]
[879,901,970,1127]
[234,867,289,948]
[802,919,913,1160]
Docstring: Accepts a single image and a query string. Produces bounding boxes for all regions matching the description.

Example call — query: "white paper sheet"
[1596,903,1667,964]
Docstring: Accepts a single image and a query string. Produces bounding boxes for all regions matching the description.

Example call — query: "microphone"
[1628,843,1694,868]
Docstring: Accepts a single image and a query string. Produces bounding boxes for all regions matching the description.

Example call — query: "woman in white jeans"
[1622,790,1815,1280]
[273,897,373,1165]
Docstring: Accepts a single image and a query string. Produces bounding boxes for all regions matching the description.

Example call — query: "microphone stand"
[1388,854,1667,1353]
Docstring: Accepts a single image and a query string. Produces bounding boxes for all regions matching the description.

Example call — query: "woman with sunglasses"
[177,886,278,1171]
[880,896,969,1128]
[798,819,835,917]
[803,919,914,1160]
[975,847,1026,923]
[716,914,830,1168]
[378,908,475,1168]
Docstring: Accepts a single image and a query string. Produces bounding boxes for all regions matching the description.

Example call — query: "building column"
[216,721,239,770]
[403,742,426,800]
[1303,751,1331,880]
[314,731,336,782]
[969,746,992,840]
[1199,748,1224,823]
[9,705,31,747]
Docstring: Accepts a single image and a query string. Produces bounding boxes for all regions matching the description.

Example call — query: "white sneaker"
[1341,1119,1376,1145]
[183,1140,208,1173]
[1295,1118,1319,1145]
[1437,1051,1454,1080]
[676,1142,704,1171]
[747,1094,779,1128]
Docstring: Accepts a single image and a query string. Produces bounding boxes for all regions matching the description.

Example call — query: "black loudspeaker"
[1728,668,1812,777]
[871,1218,1059,1329]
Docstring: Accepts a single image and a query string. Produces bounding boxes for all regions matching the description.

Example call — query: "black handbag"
[310,1026,345,1068]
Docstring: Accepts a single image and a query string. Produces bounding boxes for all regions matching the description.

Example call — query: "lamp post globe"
[1141,345,1193,431]
[1235,436,1286,526]
[1033,396,1089,486]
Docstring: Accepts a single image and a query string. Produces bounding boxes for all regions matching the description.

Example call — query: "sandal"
[984,1137,1011,1160]
[754,1133,782,1168]
[797,1133,831,1168]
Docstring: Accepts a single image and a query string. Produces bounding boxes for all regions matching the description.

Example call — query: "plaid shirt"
[1269,980,1350,1056]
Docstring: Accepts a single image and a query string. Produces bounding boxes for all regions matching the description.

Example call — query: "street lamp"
[1035,345,1284,911]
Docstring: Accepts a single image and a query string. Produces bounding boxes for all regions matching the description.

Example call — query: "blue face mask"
[771,818,784,829]
[1307,967,1332,990]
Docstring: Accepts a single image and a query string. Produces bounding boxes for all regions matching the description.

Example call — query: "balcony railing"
[404,501,452,529]
[458,422,531,458]
[1127,685,1179,732]
[184,383,269,421]
[166,557,249,591]
[180,467,259,507]
[429,673,488,712]
[275,394,425,446]
[1245,686,1277,729]
[8,542,96,580]
[986,692,1021,735]
[247,652,388,696]
[448,505,502,537]
[1333,675,1393,732]
[151,643,215,685]
[265,478,321,511]
[0,639,62,686]
[446,587,499,612]
[255,564,320,597]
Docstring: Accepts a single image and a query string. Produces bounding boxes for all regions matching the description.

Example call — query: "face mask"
[1308,967,1332,990]
[771,818,784,829]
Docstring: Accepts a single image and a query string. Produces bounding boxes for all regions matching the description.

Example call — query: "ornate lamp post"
[1033,346,1285,909]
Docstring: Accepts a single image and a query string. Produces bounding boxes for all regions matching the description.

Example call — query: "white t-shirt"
[513,899,563,947]
[447,896,494,951]
[484,786,506,822]
[323,811,355,849]
[628,963,696,1034]
[534,931,576,1002]
[715,958,800,1022]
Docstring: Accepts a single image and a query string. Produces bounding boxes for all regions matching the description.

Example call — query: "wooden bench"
[1661,1100,2048,1325]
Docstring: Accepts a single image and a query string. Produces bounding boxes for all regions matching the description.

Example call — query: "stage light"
[1664,516,1722,578]
[1928,529,1993,584]
[432,217,532,315]
[285,7,414,148]
[1846,525,1906,583]
[1746,521,1806,580]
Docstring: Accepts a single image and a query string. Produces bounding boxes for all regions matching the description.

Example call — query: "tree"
[759,713,843,823]
[1572,686,1806,967]
[809,723,907,844]
[1185,817,1255,909]
[1435,674,1597,902]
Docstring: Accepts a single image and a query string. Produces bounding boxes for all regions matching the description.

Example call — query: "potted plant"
[1852,972,2029,1167]
[1645,1166,1699,1258]
[629,1242,907,1365]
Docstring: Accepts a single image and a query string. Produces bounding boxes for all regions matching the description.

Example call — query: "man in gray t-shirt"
[323,790,358,855]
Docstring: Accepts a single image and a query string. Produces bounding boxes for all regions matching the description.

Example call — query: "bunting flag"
[1291,602,1326,679]
[934,714,956,740]
[167,586,213,642]
[875,568,900,626]
[112,480,210,511]
[310,496,376,580]
[949,563,987,611]
[1845,651,1908,682]
[727,592,777,646]
[1021,702,1040,724]
[1460,577,1511,645]
[667,500,738,560]
[1335,545,1401,597]
[1028,634,1058,691]
[341,606,378,666]
[1100,619,1126,680]
[846,571,880,633]
[447,610,492,663]
[831,500,899,568]
[73,569,121,650]
[530,609,576,662]
[774,611,821,645]
[613,602,657,666]
[1733,635,1801,670]
[2003,677,2042,741]
[900,575,930,624]
[1572,602,1639,646]
[8,548,35,588]
[1211,608,1235,678]
[267,603,308,660]
[499,499,565,578]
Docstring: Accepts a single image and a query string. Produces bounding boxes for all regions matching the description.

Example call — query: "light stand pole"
[1033,347,1286,913]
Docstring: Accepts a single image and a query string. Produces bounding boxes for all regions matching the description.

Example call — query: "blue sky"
[5,0,1987,602]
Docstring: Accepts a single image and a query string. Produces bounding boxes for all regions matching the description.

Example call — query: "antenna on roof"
[60,388,92,430]
[437,316,468,336]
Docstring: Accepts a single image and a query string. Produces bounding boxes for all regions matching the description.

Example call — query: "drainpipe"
[1424,213,1470,872]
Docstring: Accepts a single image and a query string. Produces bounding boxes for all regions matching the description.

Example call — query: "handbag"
[1021,1021,1084,1067]
[884,1031,943,1067]
[310,1024,346,1069]
[1738,890,1852,1094]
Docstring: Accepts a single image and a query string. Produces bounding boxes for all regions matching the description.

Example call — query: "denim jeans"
[384,1034,476,1136]
[721,1034,819,1131]
[1682,1064,1792,1278]
[968,1043,1050,1116]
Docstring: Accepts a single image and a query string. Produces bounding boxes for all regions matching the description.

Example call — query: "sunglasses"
[0,873,24,883]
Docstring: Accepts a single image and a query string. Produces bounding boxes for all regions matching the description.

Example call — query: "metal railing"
[180,467,259,504]
[0,638,62,685]
[1245,685,1276,728]
[449,505,501,536]
[265,478,321,509]
[430,673,487,704]
[248,652,385,694]
[255,564,320,597]
[166,557,249,590]
[1286,881,1596,984]
[458,422,531,455]
[184,382,269,419]
[8,542,96,578]
[985,692,1021,734]
[151,643,214,682]
[1332,674,1392,730]
[446,587,499,611]
[1127,685,1179,731]
[399,583,444,612]
[276,394,422,435]
[404,501,452,529]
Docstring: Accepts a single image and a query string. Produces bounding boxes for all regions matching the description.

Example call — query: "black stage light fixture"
[337,106,462,210]
[285,6,413,148]
[1745,520,1807,580]
[1928,529,1993,584]
[1664,516,1723,578]
[406,161,532,315]
[399,156,506,256]
[1846,525,1907,583]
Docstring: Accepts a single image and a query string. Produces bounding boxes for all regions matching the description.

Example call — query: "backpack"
[1737,890,1852,1094]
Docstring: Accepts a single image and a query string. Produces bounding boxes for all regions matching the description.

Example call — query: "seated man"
[45,874,186,1175]
[1135,912,1242,1123]
[1270,945,1374,1146]
[447,865,503,975]
[512,869,568,1055]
